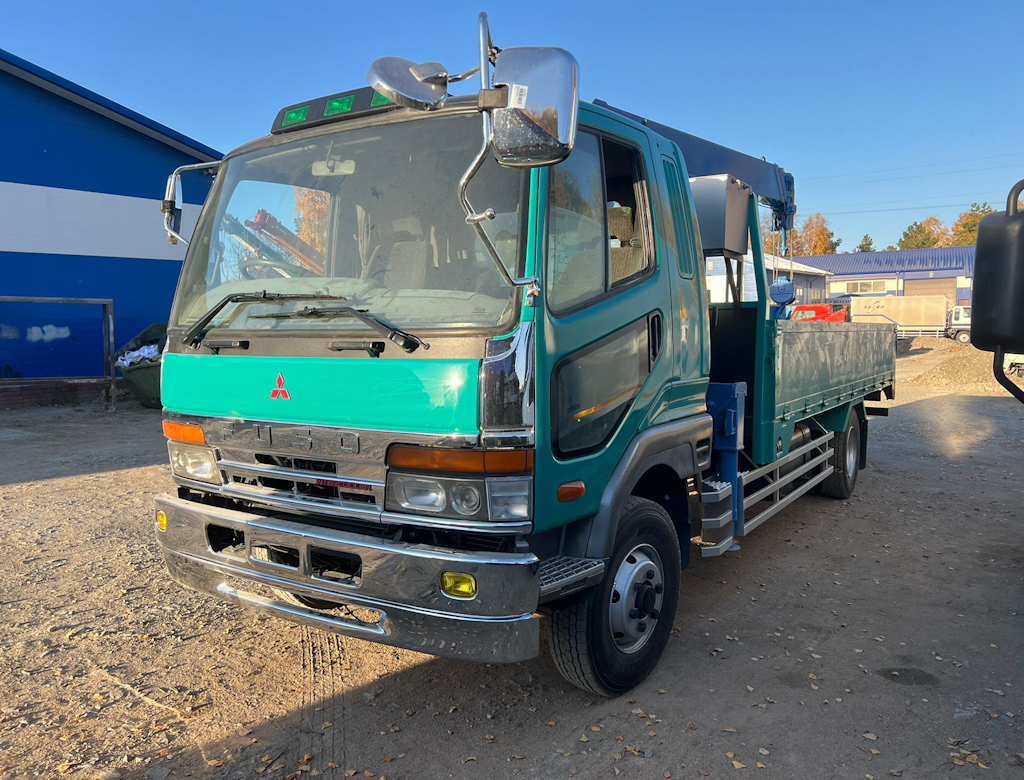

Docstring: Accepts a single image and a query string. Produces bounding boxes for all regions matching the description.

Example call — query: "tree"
[897,215,949,250]
[949,202,996,246]
[795,212,841,255]
[920,215,951,247]
[294,188,331,256]
[760,210,840,257]
[855,234,875,253]
[897,221,935,250]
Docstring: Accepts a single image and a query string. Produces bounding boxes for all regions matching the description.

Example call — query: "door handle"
[648,311,663,366]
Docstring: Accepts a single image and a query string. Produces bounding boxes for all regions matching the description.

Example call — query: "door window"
[546,133,653,313]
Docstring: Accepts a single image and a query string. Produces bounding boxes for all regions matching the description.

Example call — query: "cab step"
[539,556,605,600]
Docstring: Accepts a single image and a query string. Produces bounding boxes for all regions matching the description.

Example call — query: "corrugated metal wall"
[0,69,213,380]
[903,278,957,302]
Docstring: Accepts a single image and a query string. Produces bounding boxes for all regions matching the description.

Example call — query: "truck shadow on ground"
[0,404,166,486]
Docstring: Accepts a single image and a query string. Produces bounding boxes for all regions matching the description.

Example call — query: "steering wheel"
[239,256,317,279]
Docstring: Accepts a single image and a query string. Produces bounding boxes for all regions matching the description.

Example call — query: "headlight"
[390,476,448,513]
[450,482,483,516]
[168,442,221,484]
[386,472,531,523]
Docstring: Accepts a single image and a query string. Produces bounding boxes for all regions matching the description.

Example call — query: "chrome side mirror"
[161,161,220,246]
[490,46,579,167]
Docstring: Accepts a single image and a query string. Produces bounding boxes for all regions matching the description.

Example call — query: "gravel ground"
[0,341,1021,780]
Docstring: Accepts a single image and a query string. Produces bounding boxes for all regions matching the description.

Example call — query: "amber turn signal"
[155,510,168,532]
[388,446,533,474]
[162,420,207,444]
[557,480,586,502]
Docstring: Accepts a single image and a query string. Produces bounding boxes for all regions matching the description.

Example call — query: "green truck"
[154,15,895,695]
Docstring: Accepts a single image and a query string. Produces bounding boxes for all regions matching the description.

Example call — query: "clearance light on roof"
[271,87,398,134]
[324,95,355,117]
[281,105,310,127]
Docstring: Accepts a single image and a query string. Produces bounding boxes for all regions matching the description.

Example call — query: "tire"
[821,415,860,499]
[547,496,681,696]
[956,331,971,345]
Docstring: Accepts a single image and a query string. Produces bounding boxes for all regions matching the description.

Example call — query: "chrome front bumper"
[154,494,541,662]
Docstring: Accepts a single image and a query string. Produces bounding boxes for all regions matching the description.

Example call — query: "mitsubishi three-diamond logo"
[270,373,291,400]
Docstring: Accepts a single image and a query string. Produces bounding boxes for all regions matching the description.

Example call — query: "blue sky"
[4,0,1021,250]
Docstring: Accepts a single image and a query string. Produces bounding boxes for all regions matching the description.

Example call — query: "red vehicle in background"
[791,302,851,322]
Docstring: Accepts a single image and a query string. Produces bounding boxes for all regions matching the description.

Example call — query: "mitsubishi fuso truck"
[153,14,895,695]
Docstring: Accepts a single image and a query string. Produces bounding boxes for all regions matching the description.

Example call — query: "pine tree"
[855,234,875,253]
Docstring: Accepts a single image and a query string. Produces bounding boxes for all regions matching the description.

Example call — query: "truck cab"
[153,17,894,695]
[947,304,972,344]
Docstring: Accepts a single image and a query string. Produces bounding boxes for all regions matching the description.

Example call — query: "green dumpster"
[115,324,167,409]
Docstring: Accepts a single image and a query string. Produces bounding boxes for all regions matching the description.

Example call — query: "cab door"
[532,113,674,535]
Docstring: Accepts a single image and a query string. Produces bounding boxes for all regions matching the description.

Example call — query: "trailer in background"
[848,294,948,339]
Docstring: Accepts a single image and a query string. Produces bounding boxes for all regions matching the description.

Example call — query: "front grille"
[216,453,383,517]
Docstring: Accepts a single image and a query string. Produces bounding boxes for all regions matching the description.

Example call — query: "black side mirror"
[972,179,1024,404]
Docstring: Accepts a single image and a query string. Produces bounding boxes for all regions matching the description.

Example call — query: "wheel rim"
[846,426,858,478]
[609,543,665,654]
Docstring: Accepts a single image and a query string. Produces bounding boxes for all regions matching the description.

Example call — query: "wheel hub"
[846,429,858,477]
[609,544,664,654]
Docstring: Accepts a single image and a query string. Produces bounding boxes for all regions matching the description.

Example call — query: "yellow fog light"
[156,510,168,532]
[440,572,477,599]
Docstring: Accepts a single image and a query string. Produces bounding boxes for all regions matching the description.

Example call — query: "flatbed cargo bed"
[772,320,895,422]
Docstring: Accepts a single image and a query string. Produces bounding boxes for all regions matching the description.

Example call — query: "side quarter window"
[553,318,651,458]
[662,157,694,278]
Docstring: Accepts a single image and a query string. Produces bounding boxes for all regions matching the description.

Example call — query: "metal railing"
[0,295,116,403]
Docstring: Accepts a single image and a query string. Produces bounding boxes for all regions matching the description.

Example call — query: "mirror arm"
[993,347,1024,406]
[454,13,540,306]
[448,65,481,84]
[162,160,221,246]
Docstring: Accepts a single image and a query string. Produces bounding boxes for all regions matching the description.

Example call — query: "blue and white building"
[797,246,975,307]
[0,48,219,382]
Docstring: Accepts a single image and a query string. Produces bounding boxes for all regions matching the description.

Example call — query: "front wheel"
[547,497,681,696]
[821,415,860,499]
[956,330,971,344]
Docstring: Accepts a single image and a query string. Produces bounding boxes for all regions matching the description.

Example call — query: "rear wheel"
[821,415,860,499]
[956,330,971,344]
[547,497,681,696]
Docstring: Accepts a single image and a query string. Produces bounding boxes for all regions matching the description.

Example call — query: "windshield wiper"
[251,305,429,353]
[181,291,348,348]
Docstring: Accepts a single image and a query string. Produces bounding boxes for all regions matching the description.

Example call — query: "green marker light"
[281,105,310,127]
[324,95,356,117]
[370,91,393,107]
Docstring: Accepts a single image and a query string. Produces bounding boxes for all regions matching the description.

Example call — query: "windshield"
[170,113,524,334]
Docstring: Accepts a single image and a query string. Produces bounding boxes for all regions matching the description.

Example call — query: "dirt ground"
[1,339,1021,780]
